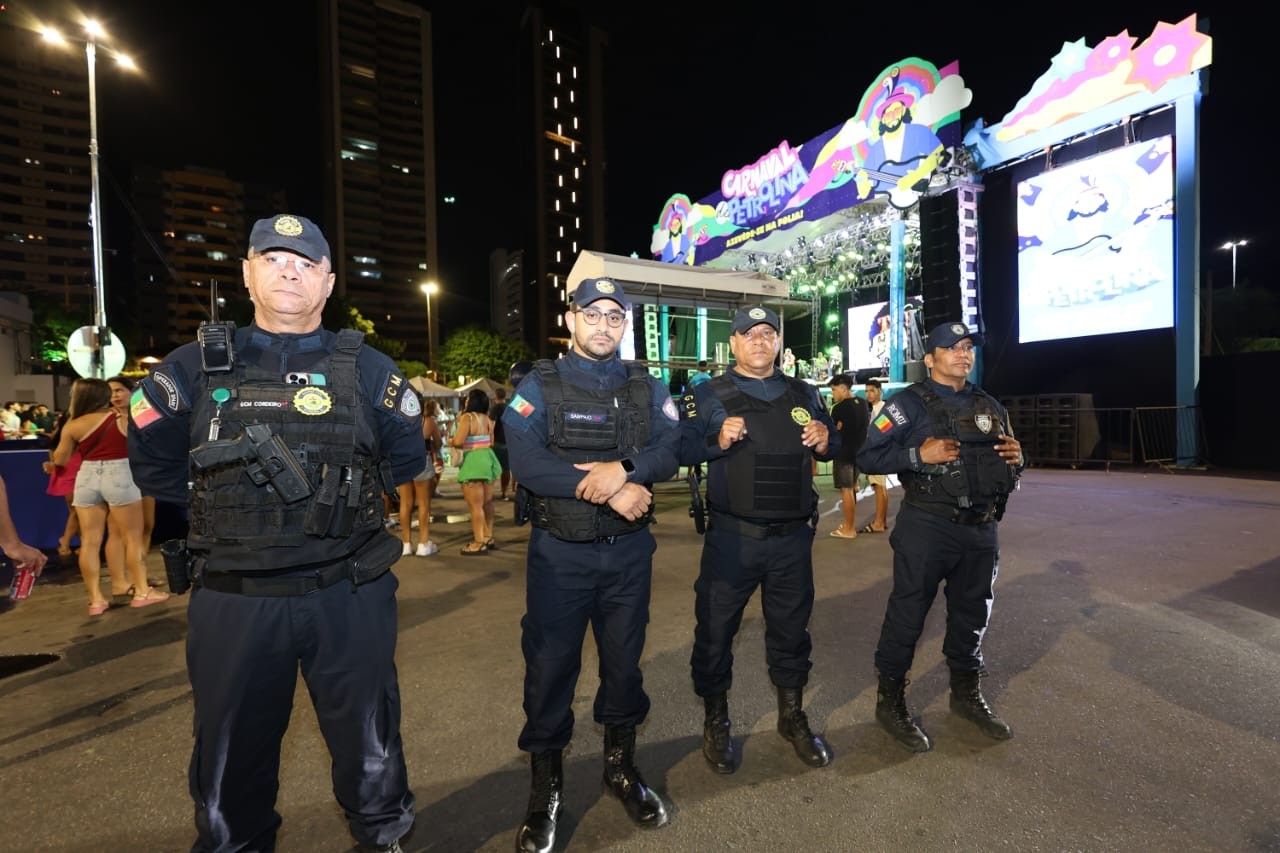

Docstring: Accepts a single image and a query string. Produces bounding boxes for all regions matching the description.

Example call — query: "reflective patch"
[790,407,812,426]
[293,387,332,416]
[662,396,679,421]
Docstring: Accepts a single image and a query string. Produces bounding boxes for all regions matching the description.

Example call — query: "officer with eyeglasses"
[127,214,422,853]
[857,321,1024,753]
[680,304,839,776]
[503,277,680,852]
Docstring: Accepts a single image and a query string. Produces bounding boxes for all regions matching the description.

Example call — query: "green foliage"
[320,297,405,359]
[1209,286,1280,354]
[28,297,82,367]
[438,325,534,384]
[396,359,428,378]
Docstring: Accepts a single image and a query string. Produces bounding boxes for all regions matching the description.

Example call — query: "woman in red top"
[52,378,168,616]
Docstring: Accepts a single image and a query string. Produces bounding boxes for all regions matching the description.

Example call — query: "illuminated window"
[557,175,563,187]
[555,199,561,211]
[573,167,579,179]
[555,250,562,262]
[571,191,577,203]
[207,250,229,261]
[553,96,558,109]
[570,90,575,103]
[347,64,376,79]
[558,226,564,237]
[575,217,580,229]
[572,66,578,79]
[555,46,560,59]
[554,149,559,161]
[556,71,561,85]
[573,116,579,130]
[547,29,554,42]
[572,242,578,253]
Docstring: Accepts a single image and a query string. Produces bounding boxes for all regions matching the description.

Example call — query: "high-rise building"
[518,6,607,357]
[489,248,525,342]
[320,0,439,363]
[0,18,99,310]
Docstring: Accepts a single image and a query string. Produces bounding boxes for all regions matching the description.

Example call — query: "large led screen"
[1016,136,1174,344]
[846,297,924,373]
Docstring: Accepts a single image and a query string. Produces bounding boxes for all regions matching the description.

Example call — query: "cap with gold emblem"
[731,305,780,336]
[570,277,632,311]
[249,214,331,263]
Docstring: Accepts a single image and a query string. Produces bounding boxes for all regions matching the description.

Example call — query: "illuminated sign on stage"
[1016,135,1175,344]
[651,58,971,267]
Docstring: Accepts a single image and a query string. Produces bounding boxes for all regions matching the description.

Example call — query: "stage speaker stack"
[919,190,962,328]
[919,184,982,333]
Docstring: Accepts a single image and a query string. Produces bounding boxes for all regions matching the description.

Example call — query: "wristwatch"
[620,457,636,475]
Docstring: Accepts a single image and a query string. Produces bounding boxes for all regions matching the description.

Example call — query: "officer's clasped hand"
[919,436,961,464]
[800,421,828,454]
[995,433,1024,467]
[718,416,749,451]
[573,460,628,505]
[607,483,653,521]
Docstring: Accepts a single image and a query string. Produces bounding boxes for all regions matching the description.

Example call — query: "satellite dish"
[67,326,126,379]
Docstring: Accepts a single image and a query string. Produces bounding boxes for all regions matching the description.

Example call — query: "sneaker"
[416,541,438,557]
[401,542,412,556]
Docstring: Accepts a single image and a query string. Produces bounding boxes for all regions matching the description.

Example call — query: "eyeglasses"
[738,327,778,342]
[252,253,326,275]
[942,342,977,354]
[574,307,626,328]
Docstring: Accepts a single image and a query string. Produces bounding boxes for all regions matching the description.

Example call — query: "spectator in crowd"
[1,401,23,440]
[489,386,513,501]
[397,391,439,557]
[450,388,501,555]
[52,378,168,616]
[828,374,870,539]
[43,409,82,559]
[860,379,890,533]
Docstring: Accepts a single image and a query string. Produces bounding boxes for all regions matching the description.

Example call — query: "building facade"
[320,0,439,363]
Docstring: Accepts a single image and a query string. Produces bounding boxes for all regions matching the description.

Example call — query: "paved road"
[2,468,1278,852]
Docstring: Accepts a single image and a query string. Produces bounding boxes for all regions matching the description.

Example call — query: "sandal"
[484,538,498,550]
[88,600,109,617]
[858,523,886,534]
[460,542,489,556]
[130,588,170,608]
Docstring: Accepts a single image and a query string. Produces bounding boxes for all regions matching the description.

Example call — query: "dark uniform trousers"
[187,571,413,852]
[691,521,816,697]
[518,526,656,753]
[874,502,1000,679]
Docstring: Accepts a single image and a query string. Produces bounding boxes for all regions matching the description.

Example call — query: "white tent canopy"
[566,250,805,313]
[407,376,457,397]
[456,376,512,399]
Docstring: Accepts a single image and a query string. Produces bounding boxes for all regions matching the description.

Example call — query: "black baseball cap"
[732,305,780,335]
[926,321,986,350]
[249,214,330,263]
[571,278,631,311]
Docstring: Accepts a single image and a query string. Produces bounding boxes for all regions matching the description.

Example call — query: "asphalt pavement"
[2,466,1278,853]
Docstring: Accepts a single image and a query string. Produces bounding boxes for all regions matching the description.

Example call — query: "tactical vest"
[899,382,1018,514]
[707,374,817,520]
[528,358,653,541]
[187,329,385,571]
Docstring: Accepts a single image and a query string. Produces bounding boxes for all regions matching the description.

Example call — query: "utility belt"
[162,530,402,597]
[708,509,813,540]
[905,498,999,526]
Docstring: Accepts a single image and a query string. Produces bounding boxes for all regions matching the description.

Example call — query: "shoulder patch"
[875,402,909,433]
[130,387,163,429]
[149,364,190,413]
[401,391,421,418]
[379,370,410,417]
[662,395,679,421]
[510,393,535,417]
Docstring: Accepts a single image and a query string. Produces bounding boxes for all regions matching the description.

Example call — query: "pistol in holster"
[161,539,193,595]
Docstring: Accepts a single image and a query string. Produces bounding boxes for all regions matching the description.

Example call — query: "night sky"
[41,1,1270,332]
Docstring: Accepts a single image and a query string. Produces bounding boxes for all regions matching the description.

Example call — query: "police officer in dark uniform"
[681,305,839,775]
[127,214,422,852]
[857,321,1024,753]
[503,278,680,853]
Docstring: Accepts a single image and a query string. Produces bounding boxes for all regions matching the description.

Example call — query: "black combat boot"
[515,749,562,853]
[949,670,1013,740]
[775,687,834,767]
[875,674,933,752]
[701,693,736,774]
[601,725,669,828]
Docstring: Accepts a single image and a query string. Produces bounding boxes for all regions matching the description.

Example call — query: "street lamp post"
[41,20,135,377]
[1221,239,1247,290]
[420,282,439,377]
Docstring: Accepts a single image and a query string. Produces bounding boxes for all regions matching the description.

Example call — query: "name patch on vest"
[565,411,607,423]
[293,387,333,416]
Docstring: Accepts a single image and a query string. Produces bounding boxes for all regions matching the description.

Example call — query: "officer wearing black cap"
[680,304,839,775]
[857,321,1024,753]
[503,277,681,852]
[127,214,422,852]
